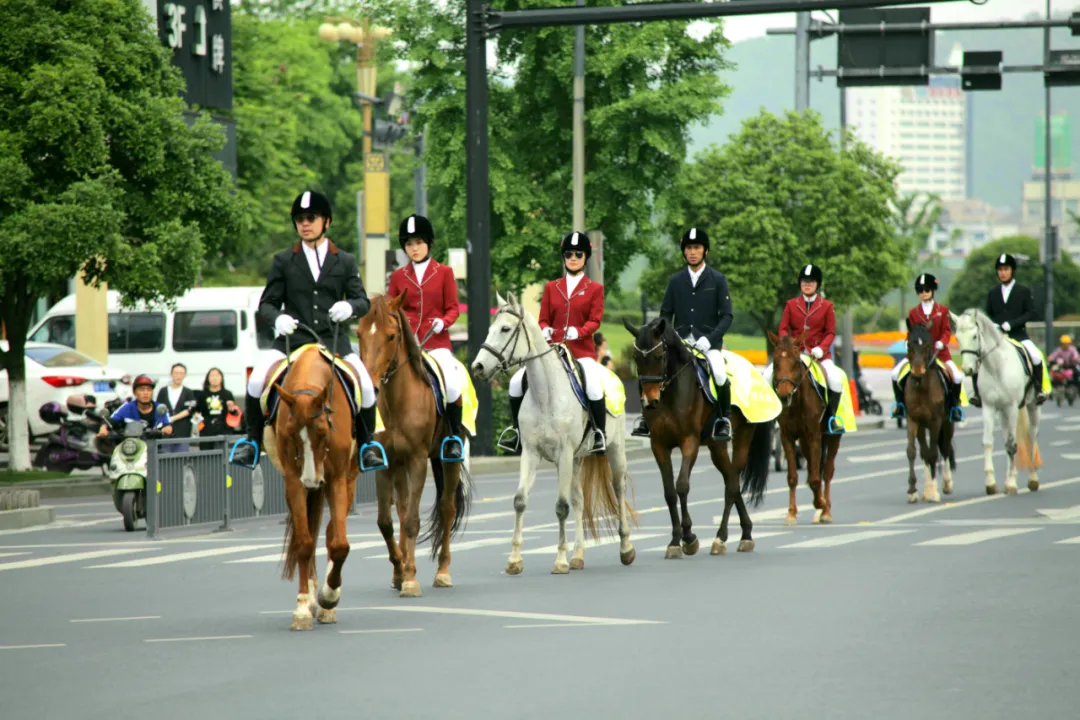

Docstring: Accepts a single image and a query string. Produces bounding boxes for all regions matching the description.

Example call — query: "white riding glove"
[431,319,445,334]
[1001,321,1011,333]
[811,347,824,360]
[565,327,579,341]
[934,341,944,351]
[542,327,554,342]
[694,336,711,352]
[328,301,354,323]
[275,314,299,336]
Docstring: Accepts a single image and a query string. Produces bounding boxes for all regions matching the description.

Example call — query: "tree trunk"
[2,285,33,471]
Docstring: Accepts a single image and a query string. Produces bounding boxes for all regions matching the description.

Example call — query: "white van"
[27,287,273,397]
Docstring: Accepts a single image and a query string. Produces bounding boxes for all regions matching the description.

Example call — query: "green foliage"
[382,0,731,293]
[660,110,904,339]
[947,235,1080,319]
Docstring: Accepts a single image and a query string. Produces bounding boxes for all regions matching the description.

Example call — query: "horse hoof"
[923,492,941,504]
[985,484,997,496]
[664,545,683,560]
[711,539,727,556]
[433,573,454,588]
[943,481,954,495]
[784,515,798,526]
[569,557,585,570]
[737,539,755,553]
[552,562,570,574]
[620,548,636,566]
[317,586,340,610]
[316,607,337,625]
[505,560,524,576]
[907,493,919,504]
[290,613,314,631]
[1004,485,1018,496]
[820,515,833,525]
[399,580,422,598]
[392,573,403,591]
[1028,480,1040,492]
[681,537,700,556]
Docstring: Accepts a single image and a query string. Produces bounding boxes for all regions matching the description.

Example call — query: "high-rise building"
[847,43,968,201]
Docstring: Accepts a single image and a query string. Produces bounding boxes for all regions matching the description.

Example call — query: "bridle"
[479,304,555,375]
[959,315,1000,375]
[632,335,690,394]
[772,349,808,399]
[283,321,340,436]
[283,387,334,465]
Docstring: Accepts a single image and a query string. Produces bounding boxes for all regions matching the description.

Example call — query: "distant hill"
[691,12,1080,211]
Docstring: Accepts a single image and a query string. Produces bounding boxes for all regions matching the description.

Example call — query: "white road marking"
[915,528,1042,546]
[874,475,1080,525]
[521,533,664,555]
[505,622,617,629]
[0,551,31,558]
[461,510,518,523]
[1036,504,1080,521]
[1062,453,1080,461]
[339,628,424,635]
[144,635,252,643]
[1054,536,1080,544]
[778,530,913,549]
[0,548,154,571]
[225,541,385,564]
[846,451,908,464]
[648,531,790,551]
[260,605,665,626]
[0,517,118,536]
[70,616,160,623]
[0,644,66,650]
[86,544,282,568]
[364,536,515,558]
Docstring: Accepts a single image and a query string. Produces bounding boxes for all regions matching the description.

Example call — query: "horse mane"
[961,308,1001,339]
[395,306,428,378]
[908,322,933,346]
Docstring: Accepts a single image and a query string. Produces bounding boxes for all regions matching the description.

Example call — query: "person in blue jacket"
[97,375,172,437]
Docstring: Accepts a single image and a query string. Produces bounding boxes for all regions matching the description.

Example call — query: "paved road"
[2,407,1080,719]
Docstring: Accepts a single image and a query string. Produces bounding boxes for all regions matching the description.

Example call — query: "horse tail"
[421,459,474,561]
[580,455,619,542]
[1015,405,1042,471]
[281,486,325,581]
[740,420,772,507]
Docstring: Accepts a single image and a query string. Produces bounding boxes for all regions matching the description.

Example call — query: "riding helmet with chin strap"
[399,214,435,250]
[561,231,592,260]
[680,227,709,253]
[914,273,938,293]
[995,253,1017,271]
[799,264,823,286]
[291,191,333,232]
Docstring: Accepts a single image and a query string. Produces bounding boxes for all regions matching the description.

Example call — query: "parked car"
[0,341,131,449]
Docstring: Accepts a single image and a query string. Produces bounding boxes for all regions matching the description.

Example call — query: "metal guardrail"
[144,435,376,539]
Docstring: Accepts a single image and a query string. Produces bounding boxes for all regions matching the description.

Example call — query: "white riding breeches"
[763,357,844,392]
[686,338,727,386]
[246,350,376,409]
[509,356,605,401]
[1021,339,1043,365]
[425,347,462,404]
[890,358,964,384]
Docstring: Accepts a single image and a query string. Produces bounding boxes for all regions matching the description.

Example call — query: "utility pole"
[1044,0,1055,354]
[795,12,811,111]
[839,86,855,383]
[414,131,427,216]
[573,0,585,236]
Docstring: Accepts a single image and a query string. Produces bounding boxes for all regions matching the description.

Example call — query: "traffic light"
[962,51,1003,91]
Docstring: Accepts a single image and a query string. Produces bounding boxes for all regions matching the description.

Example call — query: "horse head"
[470,291,534,381]
[952,309,983,377]
[767,329,808,403]
[356,292,424,389]
[906,319,934,384]
[274,361,332,486]
[624,317,683,408]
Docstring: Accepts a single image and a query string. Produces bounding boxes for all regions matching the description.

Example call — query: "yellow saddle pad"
[260,343,362,415]
[374,354,479,435]
[1005,339,1052,394]
[798,355,858,433]
[600,366,626,418]
[897,358,969,406]
[685,342,782,424]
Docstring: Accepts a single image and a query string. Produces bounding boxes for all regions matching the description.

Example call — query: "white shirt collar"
[565,272,584,295]
[688,264,707,286]
[921,300,935,316]
[302,240,328,281]
[803,294,818,304]
[1001,280,1015,301]
[412,258,431,282]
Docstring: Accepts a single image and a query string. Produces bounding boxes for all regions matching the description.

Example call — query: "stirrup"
[949,406,965,423]
[359,441,389,472]
[711,417,732,441]
[826,416,846,435]
[440,435,465,463]
[631,417,650,437]
[229,438,260,468]
[890,402,906,419]
[496,427,520,454]
[590,430,607,455]
[969,395,982,408]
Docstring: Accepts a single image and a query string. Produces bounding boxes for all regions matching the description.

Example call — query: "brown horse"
[624,318,772,556]
[356,292,471,597]
[264,345,358,631]
[767,330,841,525]
[901,321,956,503]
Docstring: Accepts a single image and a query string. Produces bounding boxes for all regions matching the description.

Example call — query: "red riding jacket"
[538,275,604,360]
[779,295,837,361]
[907,301,953,363]
[386,260,460,352]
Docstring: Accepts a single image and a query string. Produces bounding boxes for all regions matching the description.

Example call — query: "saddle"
[260,344,361,426]
[682,343,782,424]
[1005,339,1051,394]
[519,344,625,417]
[373,354,480,435]
[797,355,858,433]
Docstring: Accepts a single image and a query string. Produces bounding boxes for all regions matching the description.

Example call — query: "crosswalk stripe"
[915,528,1042,546]
[226,540,389,564]
[1054,536,1080,545]
[521,533,664,555]
[778,530,913,549]
[0,548,154,571]
[0,552,31,559]
[85,544,282,568]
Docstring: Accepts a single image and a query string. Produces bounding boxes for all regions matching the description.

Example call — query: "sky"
[718,0,1067,44]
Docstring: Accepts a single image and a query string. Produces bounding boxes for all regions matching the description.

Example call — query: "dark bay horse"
[624,318,772,556]
[767,331,841,525]
[902,321,956,503]
[265,346,357,631]
[356,292,472,597]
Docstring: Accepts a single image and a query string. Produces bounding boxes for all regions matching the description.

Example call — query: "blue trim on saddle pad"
[555,346,589,410]
[693,360,718,404]
[423,359,446,417]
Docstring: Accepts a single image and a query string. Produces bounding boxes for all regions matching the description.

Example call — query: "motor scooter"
[1050,363,1079,407]
[99,404,169,532]
[32,395,122,473]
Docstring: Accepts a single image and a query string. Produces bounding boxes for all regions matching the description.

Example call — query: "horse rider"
[386,213,465,462]
[632,227,733,441]
[229,190,388,472]
[972,253,1047,407]
[499,231,608,456]
[776,264,846,435]
[1048,334,1080,372]
[97,375,173,437]
[890,273,965,423]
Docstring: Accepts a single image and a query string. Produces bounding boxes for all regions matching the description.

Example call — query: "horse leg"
[920,419,941,504]
[1003,406,1019,496]
[780,430,799,525]
[906,416,919,503]
[552,447,575,574]
[983,406,997,495]
[941,421,955,495]
[317,472,351,624]
[434,460,462,587]
[398,453,427,597]
[1027,405,1041,492]
[283,477,316,631]
[822,436,839,522]
[570,456,587,570]
[375,468,404,590]
[506,447,538,575]
[805,437,825,523]
[711,437,754,554]
[676,436,701,556]
[608,444,635,566]
[653,442,682,559]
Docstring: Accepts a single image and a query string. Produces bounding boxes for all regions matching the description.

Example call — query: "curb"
[0,479,112,499]
[0,506,56,530]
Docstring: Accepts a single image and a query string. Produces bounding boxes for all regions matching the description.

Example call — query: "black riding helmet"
[680,227,710,253]
[799,264,823,286]
[560,231,592,260]
[914,273,938,293]
[995,253,1017,271]
[291,191,333,229]
[399,214,435,250]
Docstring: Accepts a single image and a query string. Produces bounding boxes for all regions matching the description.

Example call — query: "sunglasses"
[563,251,585,260]
[294,213,322,224]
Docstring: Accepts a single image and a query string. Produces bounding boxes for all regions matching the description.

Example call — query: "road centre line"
[144,635,252,643]
[86,544,282,568]
[0,644,66,650]
[71,616,160,623]
[0,548,154,571]
[339,628,424,635]
[258,605,665,626]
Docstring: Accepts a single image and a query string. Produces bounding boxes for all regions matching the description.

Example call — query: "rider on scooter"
[97,375,173,438]
[1048,335,1080,372]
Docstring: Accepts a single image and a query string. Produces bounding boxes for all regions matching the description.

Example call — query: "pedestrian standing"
[156,363,196,453]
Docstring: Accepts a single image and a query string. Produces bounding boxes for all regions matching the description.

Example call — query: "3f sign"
[164,3,187,50]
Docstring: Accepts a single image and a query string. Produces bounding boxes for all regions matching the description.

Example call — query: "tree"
[894,192,944,324]
[382,0,731,291]
[947,235,1080,325]
[0,0,241,469]
[655,109,905,344]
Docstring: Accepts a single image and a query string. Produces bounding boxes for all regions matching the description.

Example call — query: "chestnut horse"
[767,331,841,525]
[265,345,357,631]
[356,292,472,597]
[902,321,956,504]
[624,318,772,557]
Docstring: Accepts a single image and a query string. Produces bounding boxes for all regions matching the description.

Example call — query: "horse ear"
[496,291,507,307]
[905,318,913,332]
[390,290,407,311]
[508,291,520,311]
[622,317,639,336]
[767,330,779,346]
[275,384,295,407]
[950,311,961,327]
[654,318,666,337]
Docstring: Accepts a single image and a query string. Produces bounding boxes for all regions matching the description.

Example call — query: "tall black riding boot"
[949,382,965,422]
[587,398,607,456]
[441,401,465,462]
[1034,363,1048,405]
[229,393,265,467]
[969,372,982,408]
[891,381,906,419]
[710,382,732,441]
[356,404,388,472]
[497,395,524,453]
[825,389,846,435]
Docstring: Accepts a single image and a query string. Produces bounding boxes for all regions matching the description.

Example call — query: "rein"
[632,337,691,394]
[480,305,556,375]
[959,316,1002,375]
[284,321,343,435]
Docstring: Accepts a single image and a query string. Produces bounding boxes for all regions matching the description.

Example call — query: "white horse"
[470,292,636,574]
[951,309,1042,495]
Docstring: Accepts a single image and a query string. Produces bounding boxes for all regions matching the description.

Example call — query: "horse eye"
[387,334,395,342]
[500,326,510,333]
